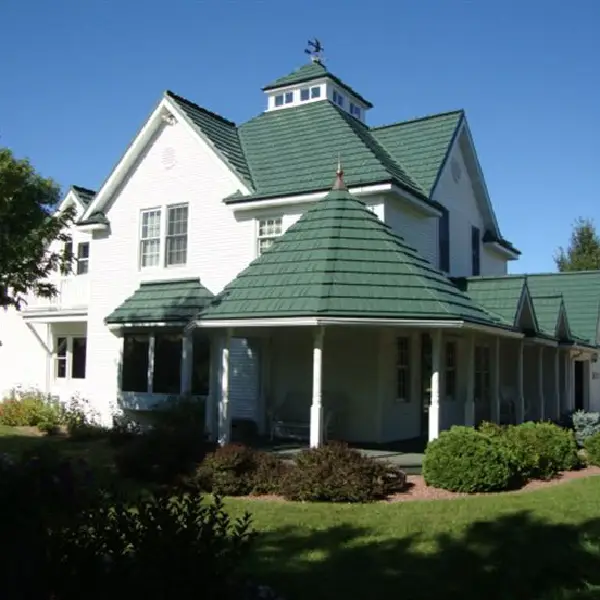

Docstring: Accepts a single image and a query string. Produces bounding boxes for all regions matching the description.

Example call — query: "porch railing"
[23,275,90,312]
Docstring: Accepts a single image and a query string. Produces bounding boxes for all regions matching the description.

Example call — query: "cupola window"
[350,102,361,119]
[333,89,345,107]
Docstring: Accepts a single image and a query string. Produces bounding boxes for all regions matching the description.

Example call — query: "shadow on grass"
[249,512,600,600]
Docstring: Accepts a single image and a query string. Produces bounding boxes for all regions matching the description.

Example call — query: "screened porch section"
[118,330,211,411]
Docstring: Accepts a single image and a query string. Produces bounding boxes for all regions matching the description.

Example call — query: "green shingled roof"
[371,111,463,196]
[71,185,96,208]
[166,91,253,188]
[78,211,108,226]
[197,177,503,325]
[262,60,373,108]
[531,295,567,338]
[106,278,214,325]
[526,272,600,345]
[235,101,426,202]
[456,276,529,328]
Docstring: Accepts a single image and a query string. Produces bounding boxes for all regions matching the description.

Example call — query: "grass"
[2,427,600,599]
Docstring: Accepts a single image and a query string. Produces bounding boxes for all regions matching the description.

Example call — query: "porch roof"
[105,278,214,326]
[196,171,507,328]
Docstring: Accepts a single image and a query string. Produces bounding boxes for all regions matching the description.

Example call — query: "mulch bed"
[238,466,600,503]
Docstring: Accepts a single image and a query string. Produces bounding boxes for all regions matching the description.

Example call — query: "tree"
[554,217,600,272]
[0,147,75,309]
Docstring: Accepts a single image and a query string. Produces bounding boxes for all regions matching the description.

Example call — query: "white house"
[2,53,599,446]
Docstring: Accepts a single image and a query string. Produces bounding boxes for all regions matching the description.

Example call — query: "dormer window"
[300,88,309,101]
[275,94,284,107]
[311,86,321,99]
[333,89,345,107]
[350,102,361,119]
[285,91,294,104]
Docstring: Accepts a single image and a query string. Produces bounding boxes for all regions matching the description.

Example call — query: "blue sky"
[1,0,598,273]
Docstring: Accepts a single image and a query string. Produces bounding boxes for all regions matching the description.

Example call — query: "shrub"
[423,426,518,493]
[62,394,108,440]
[584,432,600,466]
[505,422,580,480]
[280,441,407,502]
[0,388,63,428]
[46,492,255,600]
[108,413,142,447]
[192,444,290,497]
[571,410,600,447]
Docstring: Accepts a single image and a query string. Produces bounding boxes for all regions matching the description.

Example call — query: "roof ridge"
[371,109,464,131]
[329,102,425,196]
[165,90,237,127]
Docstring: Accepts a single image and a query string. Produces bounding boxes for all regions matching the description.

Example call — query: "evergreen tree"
[555,217,600,272]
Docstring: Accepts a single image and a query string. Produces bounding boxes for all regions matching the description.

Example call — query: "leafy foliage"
[0,147,75,309]
[62,394,108,440]
[0,388,63,429]
[281,441,407,502]
[584,432,600,466]
[192,444,291,497]
[114,398,213,484]
[555,217,600,272]
[423,426,518,493]
[571,410,600,447]
[503,422,580,480]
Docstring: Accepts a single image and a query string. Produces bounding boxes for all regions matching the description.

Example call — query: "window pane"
[72,337,87,379]
[285,92,293,104]
[439,208,450,272]
[77,242,89,259]
[122,335,149,392]
[471,226,480,276]
[166,235,187,266]
[141,239,160,267]
[191,336,211,396]
[77,259,89,275]
[311,86,321,98]
[153,333,182,394]
[300,88,309,101]
[275,95,283,107]
[167,205,188,236]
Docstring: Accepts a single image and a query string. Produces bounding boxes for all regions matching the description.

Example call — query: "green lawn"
[2,426,600,600]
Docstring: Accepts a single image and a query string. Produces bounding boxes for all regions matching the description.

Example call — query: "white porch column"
[538,346,545,421]
[554,348,560,419]
[464,335,475,426]
[217,329,232,446]
[491,337,500,423]
[180,331,193,395]
[428,330,442,441]
[516,341,525,423]
[310,326,325,448]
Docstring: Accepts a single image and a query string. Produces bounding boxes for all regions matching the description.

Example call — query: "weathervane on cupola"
[305,38,325,63]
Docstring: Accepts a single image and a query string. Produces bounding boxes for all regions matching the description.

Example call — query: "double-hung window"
[76,242,89,275]
[257,216,283,255]
[140,209,161,267]
[139,204,189,269]
[54,336,87,380]
[165,204,188,266]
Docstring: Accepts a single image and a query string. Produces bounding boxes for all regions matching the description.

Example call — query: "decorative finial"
[304,38,324,63]
[333,156,347,190]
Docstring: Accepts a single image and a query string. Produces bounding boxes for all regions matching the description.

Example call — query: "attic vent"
[162,147,177,170]
[451,159,462,183]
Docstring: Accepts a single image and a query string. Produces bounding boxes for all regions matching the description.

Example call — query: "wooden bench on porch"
[268,391,340,442]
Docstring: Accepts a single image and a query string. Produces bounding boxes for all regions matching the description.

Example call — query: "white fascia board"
[229,183,393,213]
[484,240,520,260]
[82,98,171,220]
[389,184,442,217]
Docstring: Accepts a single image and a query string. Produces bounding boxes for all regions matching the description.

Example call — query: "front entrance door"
[574,361,585,411]
[420,334,432,437]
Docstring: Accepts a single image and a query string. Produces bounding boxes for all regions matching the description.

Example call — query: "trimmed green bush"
[0,389,63,428]
[584,432,600,466]
[505,422,580,480]
[423,426,518,493]
[280,441,407,502]
[192,444,290,496]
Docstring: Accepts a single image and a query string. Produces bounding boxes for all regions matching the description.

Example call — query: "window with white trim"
[53,336,87,380]
[445,341,457,400]
[349,102,361,119]
[257,216,283,255]
[332,89,345,108]
[61,241,73,275]
[140,209,161,268]
[311,86,321,99]
[396,337,411,402]
[165,204,188,266]
[54,337,67,379]
[284,91,294,104]
[275,94,284,107]
[300,88,309,101]
[76,242,89,275]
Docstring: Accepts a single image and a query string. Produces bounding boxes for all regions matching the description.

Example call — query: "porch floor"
[259,438,425,474]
